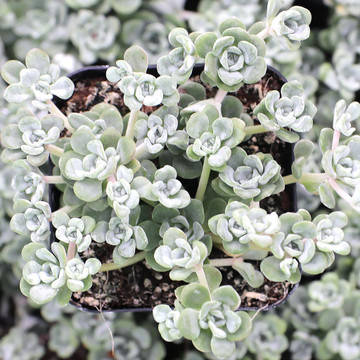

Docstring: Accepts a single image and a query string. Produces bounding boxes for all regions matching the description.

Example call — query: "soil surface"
[55,66,296,312]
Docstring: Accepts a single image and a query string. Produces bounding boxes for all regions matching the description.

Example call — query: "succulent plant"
[0,327,45,360]
[1,112,64,166]
[246,315,288,360]
[307,273,351,312]
[157,28,199,84]
[214,147,284,202]
[253,80,317,142]
[20,242,101,305]
[197,23,267,91]
[269,6,311,49]
[2,2,360,359]
[154,227,208,280]
[69,10,120,65]
[1,48,74,110]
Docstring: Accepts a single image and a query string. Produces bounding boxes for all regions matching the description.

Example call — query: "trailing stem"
[209,258,237,267]
[195,157,211,202]
[51,204,82,220]
[180,10,196,20]
[125,110,140,139]
[99,251,146,272]
[283,172,328,186]
[195,264,212,299]
[328,177,354,204]
[66,242,76,261]
[332,130,341,151]
[45,144,64,157]
[257,26,270,40]
[214,89,228,103]
[244,125,268,136]
[43,175,65,184]
[46,100,74,133]
[134,142,147,159]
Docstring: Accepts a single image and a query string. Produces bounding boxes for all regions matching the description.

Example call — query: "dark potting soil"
[59,68,295,312]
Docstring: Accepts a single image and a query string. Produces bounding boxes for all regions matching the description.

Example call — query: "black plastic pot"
[51,64,298,313]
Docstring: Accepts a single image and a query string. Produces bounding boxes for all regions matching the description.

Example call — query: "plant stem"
[43,175,65,184]
[195,265,212,298]
[257,26,270,40]
[195,157,211,202]
[66,242,76,261]
[283,172,328,186]
[209,258,237,267]
[99,251,146,272]
[332,130,340,151]
[51,204,81,219]
[250,201,260,208]
[328,177,353,204]
[214,89,228,103]
[244,125,268,136]
[125,110,140,139]
[45,144,64,157]
[180,10,196,20]
[47,100,74,133]
[134,142,147,159]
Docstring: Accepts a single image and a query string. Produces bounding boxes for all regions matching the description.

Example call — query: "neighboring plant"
[1,0,360,358]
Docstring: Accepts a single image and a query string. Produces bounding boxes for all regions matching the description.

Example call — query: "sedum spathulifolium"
[253,80,317,143]
[154,283,252,359]
[157,28,199,84]
[212,147,284,203]
[186,104,246,170]
[20,242,100,305]
[1,111,64,166]
[106,45,179,111]
[195,18,267,91]
[2,2,360,358]
[1,48,74,110]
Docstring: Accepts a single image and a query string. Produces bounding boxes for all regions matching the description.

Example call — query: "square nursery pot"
[50,64,298,313]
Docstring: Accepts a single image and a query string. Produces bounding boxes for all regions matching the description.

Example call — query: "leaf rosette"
[253,80,317,142]
[214,147,284,202]
[186,105,245,170]
[176,284,252,358]
[209,201,281,254]
[1,48,74,109]
[70,10,120,65]
[106,165,139,218]
[20,242,101,305]
[307,273,350,312]
[322,135,360,188]
[135,112,189,154]
[106,217,148,260]
[151,165,191,209]
[323,317,360,360]
[332,99,360,137]
[154,227,208,280]
[1,113,64,166]
[10,200,51,242]
[270,6,311,49]
[196,21,267,91]
[153,305,182,342]
[52,212,96,253]
[157,28,199,84]
[12,170,44,204]
[313,211,350,255]
[107,49,179,111]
